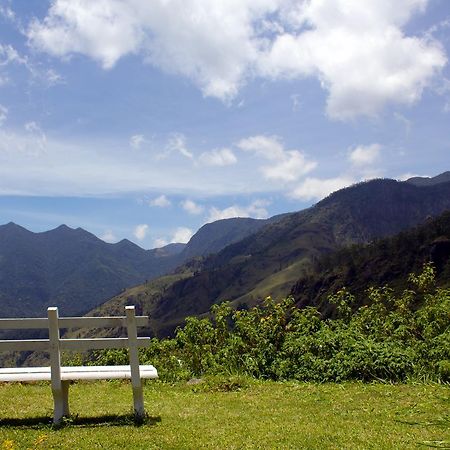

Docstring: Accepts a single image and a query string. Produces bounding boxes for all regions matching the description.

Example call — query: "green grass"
[0,379,449,449]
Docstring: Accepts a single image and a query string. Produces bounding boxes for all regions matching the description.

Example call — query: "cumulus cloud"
[199,148,237,166]
[133,223,149,240]
[290,176,355,201]
[207,199,270,222]
[259,0,447,119]
[27,0,447,117]
[181,199,204,215]
[171,227,194,243]
[130,134,145,149]
[154,226,194,247]
[348,144,381,167]
[153,237,168,248]
[149,194,171,207]
[237,135,316,182]
[100,229,117,243]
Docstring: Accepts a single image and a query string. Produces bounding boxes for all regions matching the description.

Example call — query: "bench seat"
[0,365,158,382]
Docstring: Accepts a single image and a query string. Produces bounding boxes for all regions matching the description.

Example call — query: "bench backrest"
[0,306,153,420]
[0,306,150,386]
[0,306,150,353]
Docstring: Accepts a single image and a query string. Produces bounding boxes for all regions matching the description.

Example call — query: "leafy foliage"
[291,210,450,313]
[94,263,450,383]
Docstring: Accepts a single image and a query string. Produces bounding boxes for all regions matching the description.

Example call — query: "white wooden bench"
[0,306,158,424]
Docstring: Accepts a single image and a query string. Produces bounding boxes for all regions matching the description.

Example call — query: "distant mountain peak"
[404,171,450,187]
[54,224,72,231]
[0,222,30,233]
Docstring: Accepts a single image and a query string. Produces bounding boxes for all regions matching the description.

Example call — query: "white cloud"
[291,94,301,112]
[262,151,317,182]
[133,224,149,241]
[154,226,194,247]
[237,135,316,182]
[45,68,64,86]
[199,148,237,166]
[171,227,193,243]
[0,127,286,197]
[100,229,117,243]
[153,237,169,248]
[181,199,204,215]
[396,172,424,181]
[348,144,381,167]
[130,134,145,149]
[259,1,447,119]
[0,43,27,66]
[0,105,7,126]
[0,5,15,22]
[27,0,446,117]
[290,176,354,201]
[207,199,270,222]
[238,135,285,161]
[24,121,47,154]
[27,0,143,70]
[149,194,171,207]
[165,133,193,159]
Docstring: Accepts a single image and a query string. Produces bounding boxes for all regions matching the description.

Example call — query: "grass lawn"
[0,379,448,449]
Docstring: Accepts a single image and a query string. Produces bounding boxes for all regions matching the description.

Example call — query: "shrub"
[96,263,449,383]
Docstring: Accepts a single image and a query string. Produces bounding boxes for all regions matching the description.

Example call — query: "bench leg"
[132,384,145,419]
[52,381,70,424]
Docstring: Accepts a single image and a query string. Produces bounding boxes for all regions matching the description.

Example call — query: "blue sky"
[0,0,449,249]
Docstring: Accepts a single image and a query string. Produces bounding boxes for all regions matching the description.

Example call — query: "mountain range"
[87,175,450,336]
[0,216,277,317]
[2,173,450,336]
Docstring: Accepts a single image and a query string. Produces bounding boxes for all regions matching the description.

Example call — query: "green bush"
[95,263,450,383]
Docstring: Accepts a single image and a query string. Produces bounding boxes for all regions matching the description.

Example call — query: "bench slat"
[0,316,148,330]
[60,316,149,329]
[60,337,151,351]
[0,365,158,382]
[0,339,49,351]
[0,318,48,330]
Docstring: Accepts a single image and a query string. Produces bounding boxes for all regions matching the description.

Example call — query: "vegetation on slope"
[92,264,450,383]
[291,210,450,313]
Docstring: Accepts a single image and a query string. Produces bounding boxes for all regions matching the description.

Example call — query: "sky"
[0,0,449,249]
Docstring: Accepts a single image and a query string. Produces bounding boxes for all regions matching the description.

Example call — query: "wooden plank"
[59,337,151,351]
[59,316,149,328]
[61,365,158,380]
[0,318,49,330]
[0,365,158,382]
[0,316,148,330]
[0,339,49,351]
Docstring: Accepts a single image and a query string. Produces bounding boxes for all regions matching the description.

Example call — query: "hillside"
[291,210,450,313]
[95,177,450,336]
[405,171,450,187]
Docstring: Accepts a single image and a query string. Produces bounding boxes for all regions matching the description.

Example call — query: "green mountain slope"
[291,210,450,313]
[95,177,450,336]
